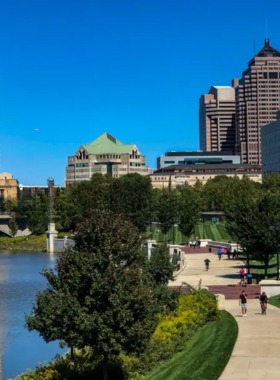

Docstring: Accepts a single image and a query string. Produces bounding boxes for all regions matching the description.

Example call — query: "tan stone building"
[66,132,149,186]
[150,164,262,189]
[236,39,280,165]
[199,84,237,152]
[0,173,19,200]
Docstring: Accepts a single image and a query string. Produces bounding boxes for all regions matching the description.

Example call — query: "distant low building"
[19,184,63,199]
[0,173,19,201]
[157,151,240,170]
[65,132,149,186]
[150,164,262,189]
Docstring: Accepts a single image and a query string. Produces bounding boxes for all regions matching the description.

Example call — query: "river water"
[0,250,64,379]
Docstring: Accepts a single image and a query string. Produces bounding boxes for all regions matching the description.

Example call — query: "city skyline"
[1,0,280,185]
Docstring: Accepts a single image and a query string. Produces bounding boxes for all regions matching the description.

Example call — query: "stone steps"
[208,284,261,300]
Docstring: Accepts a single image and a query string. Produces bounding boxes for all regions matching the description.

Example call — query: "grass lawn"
[0,234,46,250]
[147,222,231,245]
[144,311,238,380]
[268,294,280,308]
[239,255,278,283]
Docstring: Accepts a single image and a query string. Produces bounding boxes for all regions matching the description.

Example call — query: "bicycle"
[261,302,267,315]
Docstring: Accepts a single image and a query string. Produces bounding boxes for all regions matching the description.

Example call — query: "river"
[0,250,64,379]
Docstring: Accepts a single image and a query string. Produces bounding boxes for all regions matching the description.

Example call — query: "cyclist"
[204,258,210,271]
[259,291,268,315]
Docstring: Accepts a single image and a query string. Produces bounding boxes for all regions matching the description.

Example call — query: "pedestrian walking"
[208,247,212,254]
[218,248,222,261]
[259,291,268,315]
[239,267,245,284]
[239,290,248,317]
[204,258,210,271]
[227,248,231,260]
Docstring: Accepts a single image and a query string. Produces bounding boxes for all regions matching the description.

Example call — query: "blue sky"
[0,0,279,185]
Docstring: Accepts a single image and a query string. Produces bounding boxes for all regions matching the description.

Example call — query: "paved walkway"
[172,253,244,287]
[220,299,280,380]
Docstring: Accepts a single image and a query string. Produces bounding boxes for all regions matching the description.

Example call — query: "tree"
[144,243,174,286]
[112,174,154,232]
[225,191,280,277]
[156,189,178,239]
[8,212,18,237]
[177,185,200,239]
[25,194,49,235]
[62,173,113,230]
[25,212,160,380]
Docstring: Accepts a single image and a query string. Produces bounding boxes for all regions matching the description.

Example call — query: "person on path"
[259,291,268,315]
[239,267,245,283]
[241,274,247,287]
[239,290,248,317]
[218,248,222,261]
[208,247,212,254]
[227,248,231,260]
[204,258,210,271]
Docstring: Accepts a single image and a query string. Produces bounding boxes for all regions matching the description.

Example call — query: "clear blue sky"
[0,0,279,185]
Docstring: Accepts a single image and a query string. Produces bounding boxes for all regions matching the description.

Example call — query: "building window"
[269,72,278,79]
[0,190,4,199]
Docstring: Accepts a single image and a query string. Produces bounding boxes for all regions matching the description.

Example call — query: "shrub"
[12,289,219,380]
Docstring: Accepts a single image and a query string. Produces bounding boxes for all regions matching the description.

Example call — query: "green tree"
[225,192,280,277]
[63,173,113,230]
[145,242,174,286]
[156,189,178,239]
[177,185,200,239]
[8,212,18,237]
[25,212,160,380]
[112,173,154,232]
[25,194,49,235]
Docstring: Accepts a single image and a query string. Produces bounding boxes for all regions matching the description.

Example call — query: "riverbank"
[0,235,46,251]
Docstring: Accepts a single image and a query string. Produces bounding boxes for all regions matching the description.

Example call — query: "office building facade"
[157,151,240,170]
[261,110,280,175]
[199,84,237,152]
[65,133,149,186]
[235,39,280,165]
[150,164,261,189]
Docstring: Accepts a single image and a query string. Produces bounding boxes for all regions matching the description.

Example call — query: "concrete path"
[220,299,280,380]
[172,253,245,287]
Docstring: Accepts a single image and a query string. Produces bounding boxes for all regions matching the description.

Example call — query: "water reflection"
[0,251,64,379]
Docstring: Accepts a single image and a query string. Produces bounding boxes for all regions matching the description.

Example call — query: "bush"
[12,289,219,380]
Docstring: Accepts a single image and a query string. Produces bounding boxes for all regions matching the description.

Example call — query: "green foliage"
[177,185,200,238]
[225,191,280,275]
[14,289,219,380]
[25,195,49,235]
[25,212,161,379]
[112,174,154,232]
[144,243,174,286]
[144,311,237,380]
[155,189,178,236]
[8,212,19,237]
[119,289,219,377]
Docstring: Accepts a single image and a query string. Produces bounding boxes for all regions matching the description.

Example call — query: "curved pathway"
[220,299,280,380]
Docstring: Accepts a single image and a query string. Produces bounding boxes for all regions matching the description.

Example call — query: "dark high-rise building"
[235,38,280,164]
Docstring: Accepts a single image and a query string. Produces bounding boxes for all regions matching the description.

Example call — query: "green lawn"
[268,294,280,308]
[239,256,278,283]
[144,311,238,380]
[147,222,231,244]
[0,234,46,250]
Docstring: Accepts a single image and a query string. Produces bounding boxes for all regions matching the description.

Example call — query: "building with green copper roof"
[66,132,149,185]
